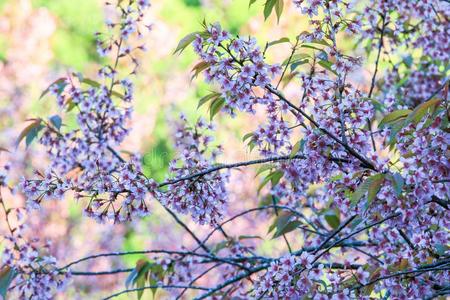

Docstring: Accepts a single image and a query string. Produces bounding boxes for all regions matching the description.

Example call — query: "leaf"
[259,194,280,207]
[350,180,370,205]
[282,53,310,66]
[242,132,254,142]
[270,170,283,185]
[191,61,210,80]
[367,174,384,204]
[274,0,284,23]
[435,243,449,256]
[0,266,17,299]
[149,264,164,299]
[406,98,441,124]
[402,55,413,68]
[324,210,340,229]
[268,213,292,233]
[49,115,62,130]
[273,220,301,239]
[290,59,309,72]
[40,78,67,99]
[238,235,262,240]
[81,77,100,88]
[281,71,298,88]
[136,273,146,300]
[249,0,258,7]
[378,109,412,128]
[174,32,199,55]
[125,259,148,289]
[198,92,221,109]
[388,173,404,196]
[301,44,326,52]
[25,124,44,147]
[351,174,385,205]
[258,170,283,193]
[290,140,302,158]
[310,39,332,47]
[263,0,277,20]
[318,60,337,75]
[125,268,139,289]
[267,37,290,47]
[209,97,225,120]
[16,119,42,147]
[213,241,229,254]
[255,164,274,177]
[81,78,124,99]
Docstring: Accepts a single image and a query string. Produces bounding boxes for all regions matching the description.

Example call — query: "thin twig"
[266,84,378,171]
[103,284,209,300]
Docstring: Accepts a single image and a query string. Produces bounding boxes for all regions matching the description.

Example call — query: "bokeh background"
[0,0,375,298]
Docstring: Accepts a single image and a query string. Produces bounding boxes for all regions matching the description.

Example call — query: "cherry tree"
[0,0,449,299]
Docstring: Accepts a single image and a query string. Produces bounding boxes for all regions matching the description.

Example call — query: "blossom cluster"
[193,23,282,116]
[360,0,449,107]
[2,236,70,299]
[158,115,228,225]
[20,0,153,223]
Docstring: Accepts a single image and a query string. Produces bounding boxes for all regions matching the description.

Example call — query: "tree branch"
[265,84,378,171]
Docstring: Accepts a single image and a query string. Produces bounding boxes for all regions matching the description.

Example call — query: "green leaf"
[126,259,150,290]
[378,109,411,128]
[274,0,284,23]
[268,213,291,233]
[324,210,340,229]
[81,78,124,99]
[263,0,277,20]
[238,235,262,240]
[290,59,309,72]
[191,61,210,80]
[242,132,254,142]
[249,0,258,7]
[25,124,44,147]
[318,60,337,75]
[174,32,200,55]
[255,164,274,177]
[282,53,310,66]
[136,273,146,300]
[310,39,332,47]
[213,241,228,254]
[388,173,404,196]
[198,92,221,109]
[367,174,384,203]
[209,97,225,120]
[125,268,139,289]
[267,37,290,47]
[406,98,441,124]
[301,44,326,52]
[259,194,271,207]
[435,243,449,256]
[290,140,302,158]
[402,55,413,68]
[40,78,67,99]
[0,267,17,299]
[350,177,372,204]
[49,115,62,130]
[351,174,385,205]
[16,119,43,147]
[270,170,283,185]
[273,220,301,239]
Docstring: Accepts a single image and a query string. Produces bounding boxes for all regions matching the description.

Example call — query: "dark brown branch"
[103,284,209,300]
[265,84,378,171]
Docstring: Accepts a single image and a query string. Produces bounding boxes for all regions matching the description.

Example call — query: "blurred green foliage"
[32,0,103,69]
